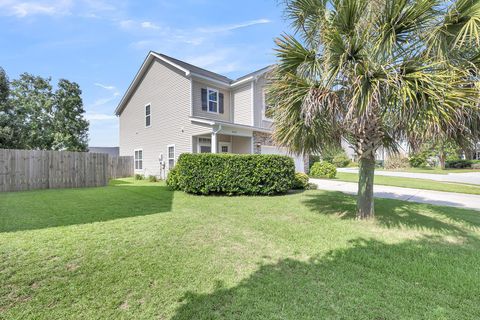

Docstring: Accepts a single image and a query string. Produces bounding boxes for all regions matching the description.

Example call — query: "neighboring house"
[115,51,308,178]
[88,147,120,157]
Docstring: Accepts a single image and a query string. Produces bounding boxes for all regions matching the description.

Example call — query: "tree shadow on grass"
[302,191,480,235]
[172,237,480,319]
[0,182,174,233]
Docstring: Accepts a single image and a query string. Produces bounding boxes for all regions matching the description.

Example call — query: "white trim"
[231,76,253,87]
[167,144,176,169]
[189,117,272,133]
[189,79,193,117]
[207,87,219,114]
[134,148,143,171]
[151,52,190,76]
[191,72,230,89]
[250,82,255,126]
[145,103,152,128]
[261,89,273,122]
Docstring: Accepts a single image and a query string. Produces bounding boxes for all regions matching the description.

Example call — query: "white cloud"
[0,0,72,17]
[197,19,272,33]
[140,21,160,30]
[94,82,117,91]
[119,19,162,31]
[85,112,117,121]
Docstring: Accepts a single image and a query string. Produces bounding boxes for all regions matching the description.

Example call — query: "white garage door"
[260,146,305,173]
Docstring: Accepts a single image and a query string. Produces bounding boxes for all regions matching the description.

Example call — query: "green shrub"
[332,152,351,168]
[446,159,480,169]
[170,154,295,195]
[384,156,410,170]
[309,155,321,169]
[148,175,158,182]
[310,161,337,179]
[292,172,309,189]
[166,167,180,189]
[409,153,428,168]
[472,162,480,169]
[134,174,144,180]
[446,159,472,169]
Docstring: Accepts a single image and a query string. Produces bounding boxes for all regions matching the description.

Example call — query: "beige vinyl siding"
[192,80,231,122]
[119,58,207,176]
[231,136,252,154]
[253,75,273,129]
[232,84,252,126]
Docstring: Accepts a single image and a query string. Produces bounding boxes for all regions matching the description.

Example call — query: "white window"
[208,88,218,113]
[219,142,231,153]
[145,104,151,127]
[262,89,272,121]
[197,137,212,153]
[167,145,175,169]
[134,149,143,170]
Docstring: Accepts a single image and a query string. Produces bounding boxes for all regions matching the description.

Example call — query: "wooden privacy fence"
[0,149,134,192]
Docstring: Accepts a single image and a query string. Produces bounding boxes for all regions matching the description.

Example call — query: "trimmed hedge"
[167,153,295,195]
[446,159,480,169]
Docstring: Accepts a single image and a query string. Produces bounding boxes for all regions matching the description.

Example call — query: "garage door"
[260,146,305,173]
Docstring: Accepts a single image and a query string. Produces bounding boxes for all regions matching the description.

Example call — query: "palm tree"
[268,0,480,219]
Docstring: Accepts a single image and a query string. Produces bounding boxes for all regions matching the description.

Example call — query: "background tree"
[269,0,480,218]
[9,73,54,150]
[2,71,89,151]
[52,79,89,151]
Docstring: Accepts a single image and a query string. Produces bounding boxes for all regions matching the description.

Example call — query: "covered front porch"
[192,131,252,154]
[190,118,258,154]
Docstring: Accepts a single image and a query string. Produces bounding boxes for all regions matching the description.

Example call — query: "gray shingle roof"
[155,52,234,84]
[155,52,273,84]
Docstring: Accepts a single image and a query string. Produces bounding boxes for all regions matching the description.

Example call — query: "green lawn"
[1,179,480,319]
[377,167,480,174]
[334,172,480,195]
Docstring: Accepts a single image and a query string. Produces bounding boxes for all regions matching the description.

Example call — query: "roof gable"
[115,51,272,116]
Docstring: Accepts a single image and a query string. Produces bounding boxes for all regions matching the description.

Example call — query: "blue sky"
[0,0,289,146]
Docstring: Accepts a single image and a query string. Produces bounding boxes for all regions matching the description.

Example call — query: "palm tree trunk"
[357,156,375,219]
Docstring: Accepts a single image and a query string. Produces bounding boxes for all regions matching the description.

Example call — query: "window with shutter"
[219,93,224,114]
[201,88,207,111]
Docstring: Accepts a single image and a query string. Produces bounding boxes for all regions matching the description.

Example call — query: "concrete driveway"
[338,168,480,185]
[310,179,480,211]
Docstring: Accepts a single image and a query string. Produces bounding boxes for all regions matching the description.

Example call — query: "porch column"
[211,132,218,153]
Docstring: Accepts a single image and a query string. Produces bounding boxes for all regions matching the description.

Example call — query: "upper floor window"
[208,89,218,113]
[134,149,143,170]
[145,104,151,127]
[262,89,273,121]
[201,88,224,114]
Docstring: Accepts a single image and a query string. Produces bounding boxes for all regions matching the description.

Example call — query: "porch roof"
[189,117,272,134]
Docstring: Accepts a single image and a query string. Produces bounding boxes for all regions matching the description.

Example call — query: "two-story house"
[115,51,308,177]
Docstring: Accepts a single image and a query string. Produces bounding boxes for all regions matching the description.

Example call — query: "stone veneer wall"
[253,131,309,173]
[252,131,274,154]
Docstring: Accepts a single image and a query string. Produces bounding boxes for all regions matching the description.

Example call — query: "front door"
[219,142,231,153]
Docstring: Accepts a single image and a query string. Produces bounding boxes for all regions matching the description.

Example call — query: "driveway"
[338,168,480,185]
[310,178,480,211]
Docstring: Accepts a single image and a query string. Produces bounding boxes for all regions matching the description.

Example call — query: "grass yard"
[334,172,480,195]
[1,178,480,319]
[378,167,480,174]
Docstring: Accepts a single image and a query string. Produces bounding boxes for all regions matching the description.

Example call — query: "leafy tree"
[269,0,480,218]
[4,73,89,151]
[52,79,89,151]
[9,73,54,150]
[0,67,23,149]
